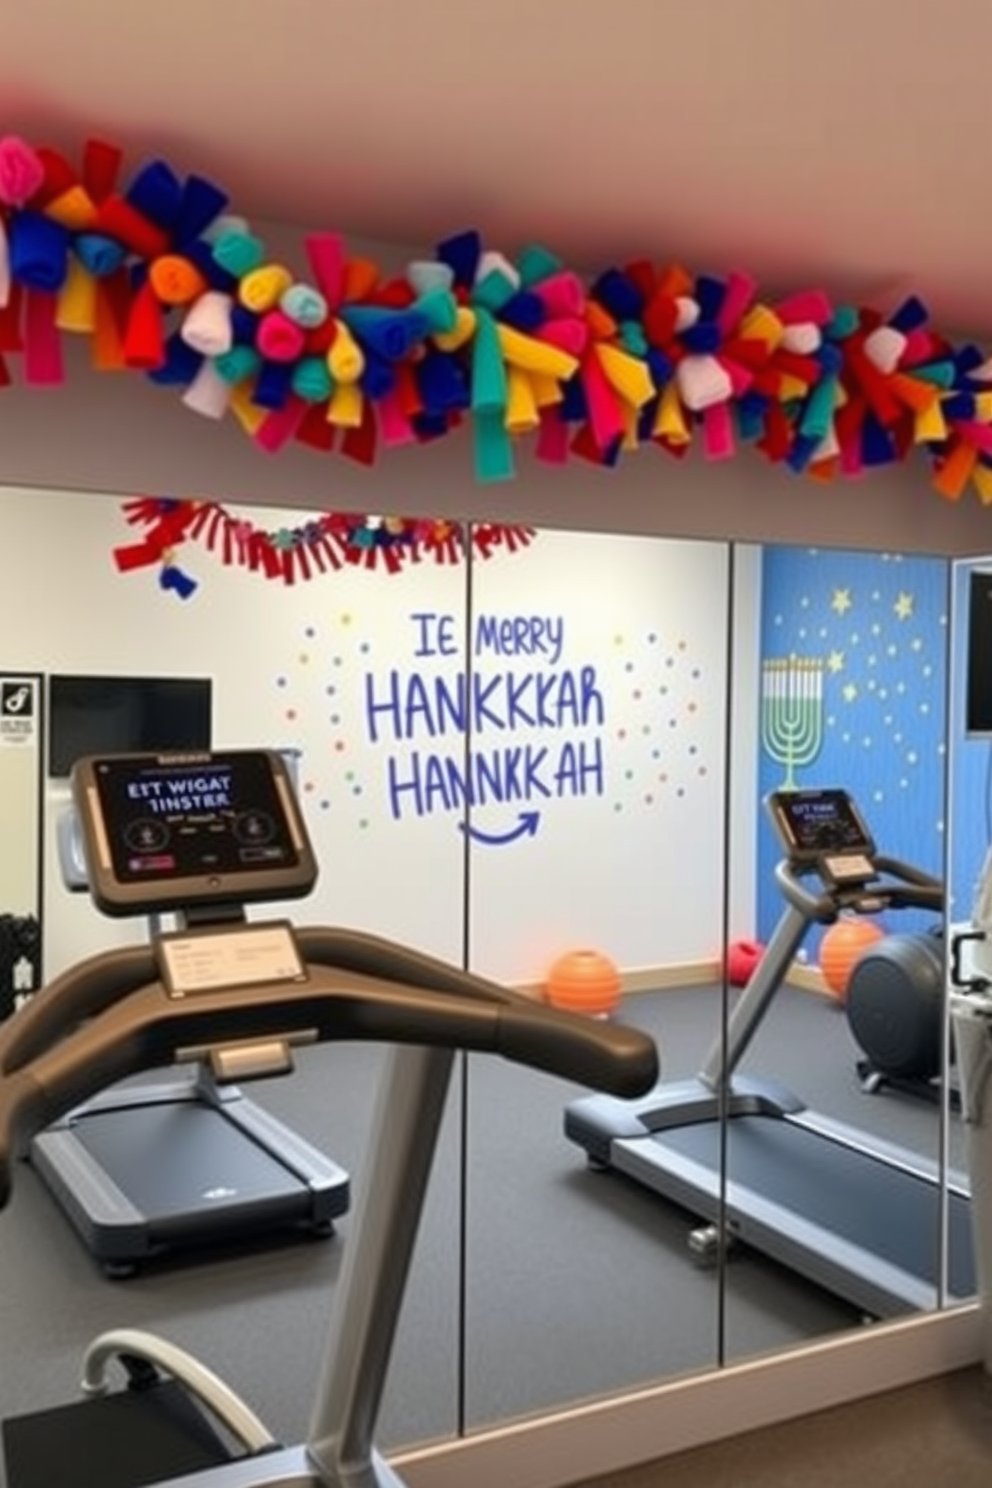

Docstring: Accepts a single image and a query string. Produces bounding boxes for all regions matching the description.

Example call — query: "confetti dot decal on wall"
[611,629,712,812]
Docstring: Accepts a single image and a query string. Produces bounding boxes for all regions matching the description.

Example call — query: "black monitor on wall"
[967,571,992,737]
[48,675,213,778]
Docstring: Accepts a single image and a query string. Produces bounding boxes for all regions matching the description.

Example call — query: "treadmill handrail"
[774,857,943,924]
[0,952,658,1206]
[0,943,158,1076]
[0,925,550,1076]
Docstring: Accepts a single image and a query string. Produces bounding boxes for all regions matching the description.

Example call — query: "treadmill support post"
[307,1044,456,1488]
[698,901,809,1090]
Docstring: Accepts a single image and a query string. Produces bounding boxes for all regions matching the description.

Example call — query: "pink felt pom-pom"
[0,135,45,207]
[776,289,832,326]
[256,309,306,363]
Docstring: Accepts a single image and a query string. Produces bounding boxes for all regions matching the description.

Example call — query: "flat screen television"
[967,570,992,737]
[47,674,213,778]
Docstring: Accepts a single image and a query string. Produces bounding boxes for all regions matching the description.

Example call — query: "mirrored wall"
[0,484,969,1458]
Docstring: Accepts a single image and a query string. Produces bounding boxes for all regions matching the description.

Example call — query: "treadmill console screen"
[71,750,318,917]
[767,788,876,863]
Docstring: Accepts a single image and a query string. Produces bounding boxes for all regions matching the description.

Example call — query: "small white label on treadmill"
[159,923,306,996]
[824,853,874,880]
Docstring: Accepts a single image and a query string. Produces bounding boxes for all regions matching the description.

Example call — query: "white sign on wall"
[0,673,43,1014]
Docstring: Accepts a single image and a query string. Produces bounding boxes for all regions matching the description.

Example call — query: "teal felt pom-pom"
[212,230,266,279]
[292,356,334,402]
[517,245,563,287]
[214,344,261,384]
[414,284,458,337]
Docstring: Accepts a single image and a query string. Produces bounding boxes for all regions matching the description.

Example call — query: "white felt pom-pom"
[813,425,840,461]
[181,291,235,357]
[476,250,520,290]
[182,360,233,420]
[780,322,822,355]
[674,296,700,333]
[863,326,907,374]
[970,358,992,384]
[407,260,455,295]
[676,354,733,412]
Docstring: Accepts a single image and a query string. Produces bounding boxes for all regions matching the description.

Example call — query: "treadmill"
[566,786,975,1319]
[20,749,350,1276]
[0,749,659,1488]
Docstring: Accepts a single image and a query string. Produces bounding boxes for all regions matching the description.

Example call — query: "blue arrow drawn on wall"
[459,811,541,846]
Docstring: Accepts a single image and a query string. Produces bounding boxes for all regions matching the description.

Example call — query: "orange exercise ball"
[545,948,621,1018]
[819,918,886,1002]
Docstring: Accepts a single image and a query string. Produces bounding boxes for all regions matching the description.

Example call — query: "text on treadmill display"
[92,754,302,884]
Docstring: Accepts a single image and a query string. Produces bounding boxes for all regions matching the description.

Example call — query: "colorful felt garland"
[115,496,536,596]
[3,131,992,504]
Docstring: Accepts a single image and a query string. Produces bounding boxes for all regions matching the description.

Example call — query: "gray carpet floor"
[0,982,977,1483]
[575,1366,992,1488]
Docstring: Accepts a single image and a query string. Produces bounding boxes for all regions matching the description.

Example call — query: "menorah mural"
[761,654,825,790]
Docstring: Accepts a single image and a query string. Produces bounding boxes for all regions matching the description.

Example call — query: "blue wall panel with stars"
[755,546,949,949]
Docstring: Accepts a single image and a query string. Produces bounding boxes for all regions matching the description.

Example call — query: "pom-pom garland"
[114,496,536,598]
[3,130,992,504]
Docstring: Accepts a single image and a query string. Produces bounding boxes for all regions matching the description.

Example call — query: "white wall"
[0,487,733,983]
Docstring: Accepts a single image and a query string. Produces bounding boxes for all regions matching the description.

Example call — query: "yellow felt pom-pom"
[504,367,540,433]
[238,263,293,314]
[433,306,476,352]
[327,381,364,428]
[653,381,690,443]
[326,321,365,384]
[497,324,578,382]
[55,258,97,332]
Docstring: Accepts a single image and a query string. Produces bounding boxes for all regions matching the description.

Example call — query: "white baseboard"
[396,1305,984,1488]
[515,960,830,1001]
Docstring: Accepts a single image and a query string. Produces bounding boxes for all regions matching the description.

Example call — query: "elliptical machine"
[846,925,952,1106]
[0,748,658,1488]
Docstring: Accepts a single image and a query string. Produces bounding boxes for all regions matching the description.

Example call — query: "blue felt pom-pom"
[174,175,229,247]
[8,211,71,292]
[159,565,197,599]
[646,348,673,386]
[359,351,396,401]
[592,268,644,322]
[417,351,470,413]
[861,415,895,466]
[694,276,725,322]
[942,393,976,421]
[252,360,293,410]
[499,291,546,333]
[412,411,452,440]
[74,233,127,278]
[681,321,722,355]
[147,334,203,386]
[559,374,587,423]
[435,230,482,289]
[126,159,183,230]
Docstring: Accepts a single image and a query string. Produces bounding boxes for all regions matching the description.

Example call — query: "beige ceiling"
[5,0,992,336]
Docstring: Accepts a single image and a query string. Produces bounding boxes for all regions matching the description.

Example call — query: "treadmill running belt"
[71,1103,302,1222]
[653,1116,975,1296]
